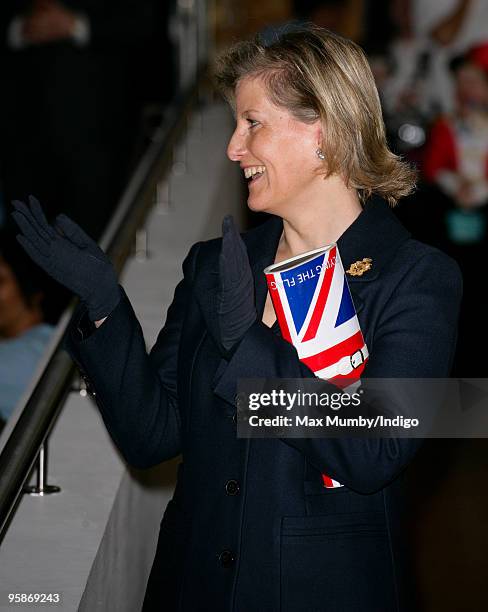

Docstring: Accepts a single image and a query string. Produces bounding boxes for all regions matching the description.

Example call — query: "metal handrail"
[0,68,210,540]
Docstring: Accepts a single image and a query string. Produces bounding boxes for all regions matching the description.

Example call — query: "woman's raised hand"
[11,196,121,321]
[216,215,257,354]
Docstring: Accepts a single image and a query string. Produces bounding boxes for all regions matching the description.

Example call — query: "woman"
[422,50,488,375]
[423,51,488,240]
[12,27,462,612]
[0,231,56,428]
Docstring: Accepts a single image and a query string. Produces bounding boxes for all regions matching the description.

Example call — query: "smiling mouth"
[247,173,264,186]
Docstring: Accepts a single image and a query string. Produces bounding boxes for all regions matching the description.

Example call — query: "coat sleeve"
[63,242,201,469]
[213,250,463,494]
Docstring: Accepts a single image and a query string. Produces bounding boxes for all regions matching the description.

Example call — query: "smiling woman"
[227,76,326,216]
[216,26,416,207]
[12,26,463,612]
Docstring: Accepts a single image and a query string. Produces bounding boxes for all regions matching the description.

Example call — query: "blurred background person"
[365,0,488,157]
[423,49,488,240]
[411,0,488,114]
[379,0,488,122]
[0,0,173,240]
[422,47,488,375]
[0,229,68,431]
[373,3,435,157]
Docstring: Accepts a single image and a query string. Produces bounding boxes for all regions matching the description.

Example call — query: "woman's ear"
[313,121,324,150]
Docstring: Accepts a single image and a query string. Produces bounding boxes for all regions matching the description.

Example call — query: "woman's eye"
[247,118,259,128]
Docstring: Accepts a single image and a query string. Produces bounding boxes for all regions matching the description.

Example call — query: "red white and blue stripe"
[265,245,369,488]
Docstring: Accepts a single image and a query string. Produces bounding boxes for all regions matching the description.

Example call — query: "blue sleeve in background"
[0,324,54,421]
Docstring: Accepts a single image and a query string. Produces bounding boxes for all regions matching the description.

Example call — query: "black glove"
[215,215,257,355]
[11,196,121,321]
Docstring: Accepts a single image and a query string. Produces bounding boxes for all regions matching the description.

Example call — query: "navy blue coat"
[65,196,463,612]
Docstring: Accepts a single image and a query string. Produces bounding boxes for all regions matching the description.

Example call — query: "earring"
[316,148,325,160]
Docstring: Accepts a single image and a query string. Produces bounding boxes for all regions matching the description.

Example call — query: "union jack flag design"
[264,245,369,489]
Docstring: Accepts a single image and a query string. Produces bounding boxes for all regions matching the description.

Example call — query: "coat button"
[225,479,240,496]
[219,549,236,568]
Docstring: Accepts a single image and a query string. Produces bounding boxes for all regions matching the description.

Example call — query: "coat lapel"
[241,197,411,319]
[197,197,411,396]
[336,195,411,284]
[195,196,411,328]
[243,215,283,318]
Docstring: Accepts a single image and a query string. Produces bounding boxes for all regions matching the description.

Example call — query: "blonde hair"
[214,26,416,206]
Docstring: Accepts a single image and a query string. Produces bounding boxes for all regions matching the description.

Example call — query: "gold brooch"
[346,258,373,277]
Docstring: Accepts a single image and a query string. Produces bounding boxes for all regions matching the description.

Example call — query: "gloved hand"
[214,215,257,356]
[11,196,121,321]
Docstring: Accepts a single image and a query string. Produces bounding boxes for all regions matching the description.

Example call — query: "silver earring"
[316,148,325,160]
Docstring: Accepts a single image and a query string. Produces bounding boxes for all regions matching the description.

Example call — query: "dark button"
[219,549,236,568]
[225,479,240,496]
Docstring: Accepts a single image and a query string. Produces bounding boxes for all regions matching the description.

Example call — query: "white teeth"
[244,166,266,179]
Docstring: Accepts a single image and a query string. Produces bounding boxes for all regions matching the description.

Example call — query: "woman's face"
[227,76,322,215]
[455,63,488,109]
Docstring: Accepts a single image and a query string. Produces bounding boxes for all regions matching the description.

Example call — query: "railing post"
[135,228,149,261]
[24,441,61,496]
[155,177,171,215]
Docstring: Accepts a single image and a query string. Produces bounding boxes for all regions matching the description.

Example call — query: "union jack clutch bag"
[264,244,369,488]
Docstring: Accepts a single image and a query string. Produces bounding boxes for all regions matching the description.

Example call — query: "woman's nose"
[227,128,247,161]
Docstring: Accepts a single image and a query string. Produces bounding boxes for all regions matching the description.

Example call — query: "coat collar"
[242,195,411,315]
[244,195,411,280]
